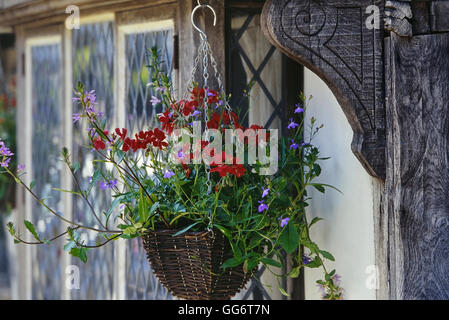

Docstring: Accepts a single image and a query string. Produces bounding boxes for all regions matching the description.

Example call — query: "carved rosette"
[262,0,385,178]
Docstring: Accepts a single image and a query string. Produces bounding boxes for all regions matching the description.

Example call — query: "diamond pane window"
[71,21,115,300]
[125,29,173,133]
[30,42,63,299]
[123,26,173,300]
[227,2,302,299]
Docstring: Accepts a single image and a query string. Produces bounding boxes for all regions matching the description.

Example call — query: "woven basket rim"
[143,228,216,238]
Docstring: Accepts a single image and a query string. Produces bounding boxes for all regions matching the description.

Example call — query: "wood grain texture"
[386,33,449,299]
[261,0,386,179]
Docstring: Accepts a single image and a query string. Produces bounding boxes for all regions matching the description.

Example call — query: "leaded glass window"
[227,1,303,300]
[125,29,174,132]
[123,26,173,300]
[71,21,115,300]
[30,42,63,299]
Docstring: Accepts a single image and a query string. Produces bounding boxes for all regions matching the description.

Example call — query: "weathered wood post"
[262,0,449,299]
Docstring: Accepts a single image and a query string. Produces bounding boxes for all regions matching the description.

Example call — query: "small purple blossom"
[294,104,304,114]
[258,200,268,213]
[156,86,166,93]
[0,141,13,157]
[17,164,25,172]
[332,274,342,285]
[261,186,269,198]
[301,142,311,147]
[0,157,11,168]
[192,110,201,117]
[177,149,185,159]
[99,179,117,190]
[280,217,290,228]
[303,255,312,265]
[150,96,161,105]
[290,139,299,150]
[287,118,299,129]
[72,113,81,123]
[163,170,175,179]
[85,90,97,104]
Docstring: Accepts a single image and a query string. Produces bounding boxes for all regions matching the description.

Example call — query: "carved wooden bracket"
[262,0,386,179]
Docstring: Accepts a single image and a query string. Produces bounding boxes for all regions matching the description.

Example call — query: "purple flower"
[156,86,166,93]
[72,113,81,123]
[280,217,290,228]
[96,111,104,118]
[192,110,201,117]
[150,96,161,105]
[332,274,342,285]
[99,179,117,190]
[261,186,269,199]
[287,118,299,129]
[17,164,25,172]
[290,139,299,150]
[0,141,13,157]
[85,90,97,104]
[294,104,304,114]
[163,170,175,179]
[303,255,312,265]
[301,142,311,147]
[258,200,268,213]
[177,149,185,159]
[0,157,11,168]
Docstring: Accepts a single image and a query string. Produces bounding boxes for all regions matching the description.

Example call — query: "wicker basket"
[142,228,252,300]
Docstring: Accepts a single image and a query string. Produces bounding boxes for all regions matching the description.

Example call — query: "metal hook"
[191,3,216,38]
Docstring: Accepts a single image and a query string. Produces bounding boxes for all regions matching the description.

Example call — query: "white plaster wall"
[303,68,376,300]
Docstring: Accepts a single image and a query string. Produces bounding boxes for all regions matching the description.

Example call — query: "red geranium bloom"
[159,109,175,134]
[93,138,106,150]
[115,128,127,140]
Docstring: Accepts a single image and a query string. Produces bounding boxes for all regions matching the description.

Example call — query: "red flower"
[93,138,106,150]
[181,163,191,178]
[115,128,127,140]
[210,165,232,177]
[207,112,221,129]
[159,109,175,134]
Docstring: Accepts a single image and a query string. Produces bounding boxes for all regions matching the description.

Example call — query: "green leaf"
[138,188,149,223]
[72,162,80,174]
[69,247,89,263]
[214,224,232,239]
[172,222,200,237]
[289,266,301,278]
[309,217,323,227]
[306,256,322,268]
[279,222,299,254]
[279,286,290,297]
[311,183,325,193]
[261,257,282,268]
[6,222,16,237]
[320,250,335,261]
[30,180,35,191]
[64,240,76,252]
[24,220,41,242]
[221,257,242,269]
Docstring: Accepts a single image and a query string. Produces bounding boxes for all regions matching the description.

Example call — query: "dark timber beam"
[262,0,449,299]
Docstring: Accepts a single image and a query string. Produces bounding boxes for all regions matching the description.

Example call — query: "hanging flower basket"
[142,228,252,300]
[3,2,344,301]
